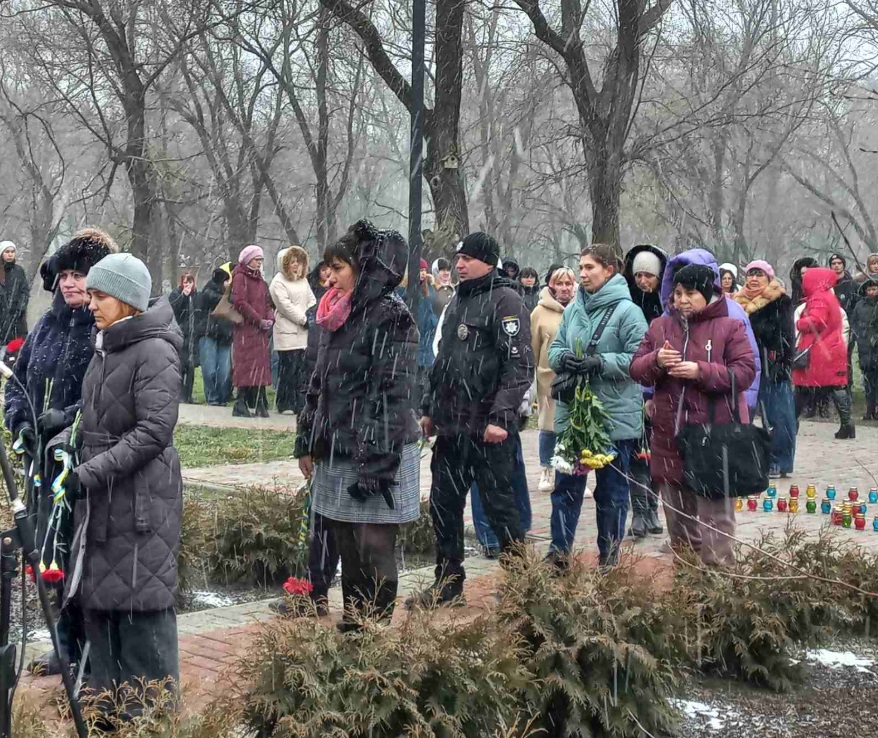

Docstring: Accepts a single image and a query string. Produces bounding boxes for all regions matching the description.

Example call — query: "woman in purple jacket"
[631,264,756,567]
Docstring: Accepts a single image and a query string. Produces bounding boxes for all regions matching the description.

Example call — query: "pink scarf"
[316,287,352,331]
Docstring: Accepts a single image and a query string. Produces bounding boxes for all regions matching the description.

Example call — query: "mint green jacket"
[548,274,648,441]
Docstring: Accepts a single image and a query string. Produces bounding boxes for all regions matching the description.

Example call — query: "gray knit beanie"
[86,253,152,312]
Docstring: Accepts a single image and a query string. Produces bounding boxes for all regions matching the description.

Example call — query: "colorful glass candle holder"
[789,499,800,514]
[821,498,832,514]
[806,499,817,514]
[735,498,743,512]
[827,486,837,500]
[767,485,777,499]
[873,515,878,532]
[855,514,866,531]
[763,498,773,512]
[778,497,789,513]
[869,489,878,504]
[806,485,817,500]
[849,487,859,502]
[747,497,758,512]
[789,485,800,499]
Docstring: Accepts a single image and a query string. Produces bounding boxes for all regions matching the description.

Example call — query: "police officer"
[408,232,534,608]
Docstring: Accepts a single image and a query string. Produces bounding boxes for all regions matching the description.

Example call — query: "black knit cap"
[42,228,118,292]
[673,263,716,305]
[457,232,500,267]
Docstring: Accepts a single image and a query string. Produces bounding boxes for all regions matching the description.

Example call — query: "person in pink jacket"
[630,264,756,566]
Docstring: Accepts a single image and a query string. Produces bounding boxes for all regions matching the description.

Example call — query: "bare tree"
[321,0,469,249]
[512,0,673,248]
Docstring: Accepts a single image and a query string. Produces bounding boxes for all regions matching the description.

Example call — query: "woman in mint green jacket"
[547,244,648,567]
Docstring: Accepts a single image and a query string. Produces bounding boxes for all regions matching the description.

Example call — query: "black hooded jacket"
[0,261,29,342]
[623,244,668,324]
[852,279,878,371]
[790,257,818,305]
[422,269,534,435]
[828,253,858,315]
[194,270,233,345]
[295,223,420,486]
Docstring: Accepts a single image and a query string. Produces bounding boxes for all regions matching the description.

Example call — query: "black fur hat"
[42,228,119,292]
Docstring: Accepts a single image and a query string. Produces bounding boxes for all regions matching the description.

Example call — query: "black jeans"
[307,512,339,601]
[430,434,525,578]
[276,350,307,413]
[180,354,195,403]
[83,608,178,718]
[331,521,399,621]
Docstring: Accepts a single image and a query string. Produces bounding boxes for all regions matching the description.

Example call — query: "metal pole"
[406,0,426,312]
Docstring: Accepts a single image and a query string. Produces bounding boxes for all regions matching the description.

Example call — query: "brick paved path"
[22,420,878,719]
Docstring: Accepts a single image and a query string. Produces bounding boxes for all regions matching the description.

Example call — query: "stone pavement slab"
[177,401,297,431]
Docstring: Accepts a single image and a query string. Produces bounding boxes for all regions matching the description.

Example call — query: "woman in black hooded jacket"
[295,222,420,631]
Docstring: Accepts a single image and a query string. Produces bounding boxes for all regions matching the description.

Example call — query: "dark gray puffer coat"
[67,298,183,612]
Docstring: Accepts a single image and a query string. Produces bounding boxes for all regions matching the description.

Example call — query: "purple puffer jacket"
[657,249,761,409]
[630,296,757,485]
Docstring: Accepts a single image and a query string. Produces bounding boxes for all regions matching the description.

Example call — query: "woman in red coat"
[232,245,274,417]
[792,267,854,438]
[630,264,756,566]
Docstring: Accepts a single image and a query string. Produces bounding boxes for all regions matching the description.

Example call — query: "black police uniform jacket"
[422,270,534,434]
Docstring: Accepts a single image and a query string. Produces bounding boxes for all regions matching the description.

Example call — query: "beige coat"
[531,286,567,431]
[270,246,316,352]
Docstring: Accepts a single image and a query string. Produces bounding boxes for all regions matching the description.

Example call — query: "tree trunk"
[586,141,622,247]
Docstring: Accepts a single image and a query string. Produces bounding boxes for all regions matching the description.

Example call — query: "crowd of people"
[2,219,878,728]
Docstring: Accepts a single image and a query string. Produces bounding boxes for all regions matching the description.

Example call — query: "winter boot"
[538,466,554,493]
[404,562,465,610]
[232,398,252,418]
[598,544,620,570]
[255,388,270,418]
[371,580,399,623]
[628,513,647,539]
[645,507,664,535]
[864,402,876,422]
[627,456,650,538]
[835,424,856,439]
[833,389,855,439]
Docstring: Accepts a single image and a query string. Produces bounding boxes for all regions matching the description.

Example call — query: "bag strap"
[701,368,742,426]
[585,305,618,356]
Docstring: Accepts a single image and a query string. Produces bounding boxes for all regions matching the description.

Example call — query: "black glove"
[64,471,82,501]
[559,352,587,374]
[347,478,395,510]
[15,423,37,457]
[579,355,603,376]
[38,408,68,439]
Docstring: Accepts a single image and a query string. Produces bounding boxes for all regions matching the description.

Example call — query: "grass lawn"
[174,424,293,468]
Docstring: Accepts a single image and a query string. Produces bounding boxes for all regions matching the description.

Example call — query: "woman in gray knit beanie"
[67,251,184,719]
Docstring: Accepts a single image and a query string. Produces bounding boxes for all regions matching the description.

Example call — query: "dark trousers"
[549,438,636,561]
[237,386,268,411]
[470,431,531,552]
[307,512,339,601]
[84,608,178,717]
[795,386,851,425]
[628,452,659,518]
[179,355,195,404]
[430,434,525,579]
[863,367,878,412]
[276,350,307,414]
[331,521,399,620]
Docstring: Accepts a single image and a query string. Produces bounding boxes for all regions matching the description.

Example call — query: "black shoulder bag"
[677,369,771,499]
[551,305,617,404]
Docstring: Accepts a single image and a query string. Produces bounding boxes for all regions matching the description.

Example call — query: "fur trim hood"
[278,245,309,281]
[733,279,786,314]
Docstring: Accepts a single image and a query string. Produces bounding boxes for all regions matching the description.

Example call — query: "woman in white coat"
[270,246,316,414]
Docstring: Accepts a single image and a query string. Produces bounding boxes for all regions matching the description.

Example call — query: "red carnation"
[42,566,64,583]
[282,576,313,597]
[5,338,24,354]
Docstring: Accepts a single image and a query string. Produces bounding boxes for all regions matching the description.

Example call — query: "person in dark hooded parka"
[852,278,878,419]
[622,244,667,538]
[295,221,420,632]
[65,253,183,720]
[4,228,116,676]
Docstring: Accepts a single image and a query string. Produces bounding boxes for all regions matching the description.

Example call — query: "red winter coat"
[792,268,847,388]
[630,297,756,485]
[231,263,274,387]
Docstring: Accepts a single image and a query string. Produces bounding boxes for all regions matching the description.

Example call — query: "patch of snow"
[27,628,51,643]
[191,591,235,609]
[806,649,875,673]
[672,699,727,731]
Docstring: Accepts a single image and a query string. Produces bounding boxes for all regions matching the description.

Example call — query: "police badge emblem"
[501,316,520,337]
[457,323,469,340]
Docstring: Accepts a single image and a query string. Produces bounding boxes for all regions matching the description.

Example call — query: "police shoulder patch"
[501,315,520,337]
